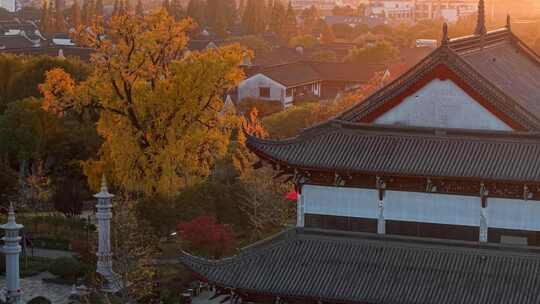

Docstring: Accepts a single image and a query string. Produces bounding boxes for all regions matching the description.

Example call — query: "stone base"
[97,271,123,293]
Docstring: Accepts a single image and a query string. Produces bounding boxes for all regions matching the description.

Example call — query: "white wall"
[303,185,540,231]
[489,198,540,231]
[238,74,285,106]
[374,79,513,131]
[0,0,15,12]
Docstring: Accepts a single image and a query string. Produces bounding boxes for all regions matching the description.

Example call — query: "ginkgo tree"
[40,10,250,196]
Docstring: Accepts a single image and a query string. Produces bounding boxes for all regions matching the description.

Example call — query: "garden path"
[0,272,72,303]
[28,248,74,259]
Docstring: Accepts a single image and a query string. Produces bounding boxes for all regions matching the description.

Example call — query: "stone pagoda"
[94,176,121,292]
[2,203,23,304]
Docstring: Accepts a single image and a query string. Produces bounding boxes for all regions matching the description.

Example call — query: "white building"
[415,0,478,22]
[0,0,16,12]
[291,0,342,10]
[369,0,415,21]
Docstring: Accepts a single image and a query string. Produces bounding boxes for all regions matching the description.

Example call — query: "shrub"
[32,237,71,250]
[237,98,283,117]
[27,297,52,304]
[48,257,82,280]
[178,215,237,258]
[262,103,317,138]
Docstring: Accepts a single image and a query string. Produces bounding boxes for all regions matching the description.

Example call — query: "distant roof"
[338,27,540,131]
[0,35,36,49]
[251,61,385,88]
[323,15,386,27]
[255,62,322,87]
[186,40,220,52]
[250,47,302,68]
[181,227,540,304]
[451,30,540,124]
[310,62,386,82]
[247,120,540,183]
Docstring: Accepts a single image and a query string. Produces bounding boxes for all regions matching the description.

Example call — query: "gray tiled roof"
[460,41,540,121]
[180,228,540,304]
[258,62,322,87]
[247,121,540,182]
[340,27,540,131]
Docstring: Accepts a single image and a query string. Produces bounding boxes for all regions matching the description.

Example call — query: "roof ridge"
[179,228,299,267]
[298,228,540,257]
[337,47,443,121]
[338,42,540,130]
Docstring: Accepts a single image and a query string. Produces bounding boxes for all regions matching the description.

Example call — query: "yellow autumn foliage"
[40,10,250,195]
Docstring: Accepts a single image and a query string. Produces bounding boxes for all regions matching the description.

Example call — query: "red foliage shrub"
[177,215,236,258]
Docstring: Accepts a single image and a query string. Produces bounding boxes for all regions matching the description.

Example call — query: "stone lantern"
[94,176,121,292]
[2,203,23,304]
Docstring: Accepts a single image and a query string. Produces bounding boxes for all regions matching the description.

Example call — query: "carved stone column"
[1,203,23,304]
[376,177,386,235]
[479,183,489,243]
[94,175,121,292]
[297,193,305,228]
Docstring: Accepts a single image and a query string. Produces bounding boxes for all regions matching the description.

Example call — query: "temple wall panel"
[303,184,540,234]
[374,79,513,130]
[489,198,540,231]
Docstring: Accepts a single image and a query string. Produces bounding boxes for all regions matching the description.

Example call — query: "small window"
[259,87,270,98]
[286,88,293,97]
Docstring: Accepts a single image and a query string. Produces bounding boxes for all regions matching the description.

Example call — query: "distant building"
[0,19,44,49]
[323,15,386,27]
[415,0,478,22]
[368,0,478,23]
[368,0,415,22]
[238,61,385,107]
[0,0,16,13]
[291,0,341,10]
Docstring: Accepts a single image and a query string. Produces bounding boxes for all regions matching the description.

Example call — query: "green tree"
[288,34,318,49]
[169,0,184,20]
[237,0,245,19]
[162,0,170,14]
[39,0,50,33]
[344,40,399,64]
[331,23,354,39]
[95,0,104,17]
[331,5,355,16]
[268,0,286,35]
[70,0,81,29]
[242,0,266,34]
[113,198,159,302]
[300,5,319,34]
[282,1,297,40]
[54,0,66,32]
[41,12,249,196]
[47,1,55,32]
[135,0,143,16]
[225,35,271,52]
[186,0,206,26]
[0,55,88,107]
[308,49,337,62]
[320,22,335,43]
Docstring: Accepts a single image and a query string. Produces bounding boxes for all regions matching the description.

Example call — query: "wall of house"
[0,0,15,12]
[374,79,513,131]
[301,184,540,243]
[238,74,286,106]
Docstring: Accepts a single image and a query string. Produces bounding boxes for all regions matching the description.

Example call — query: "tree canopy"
[345,40,400,64]
[40,11,250,196]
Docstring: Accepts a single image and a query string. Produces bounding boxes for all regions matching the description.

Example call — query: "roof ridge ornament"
[506,14,511,31]
[474,0,486,36]
[441,23,449,46]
